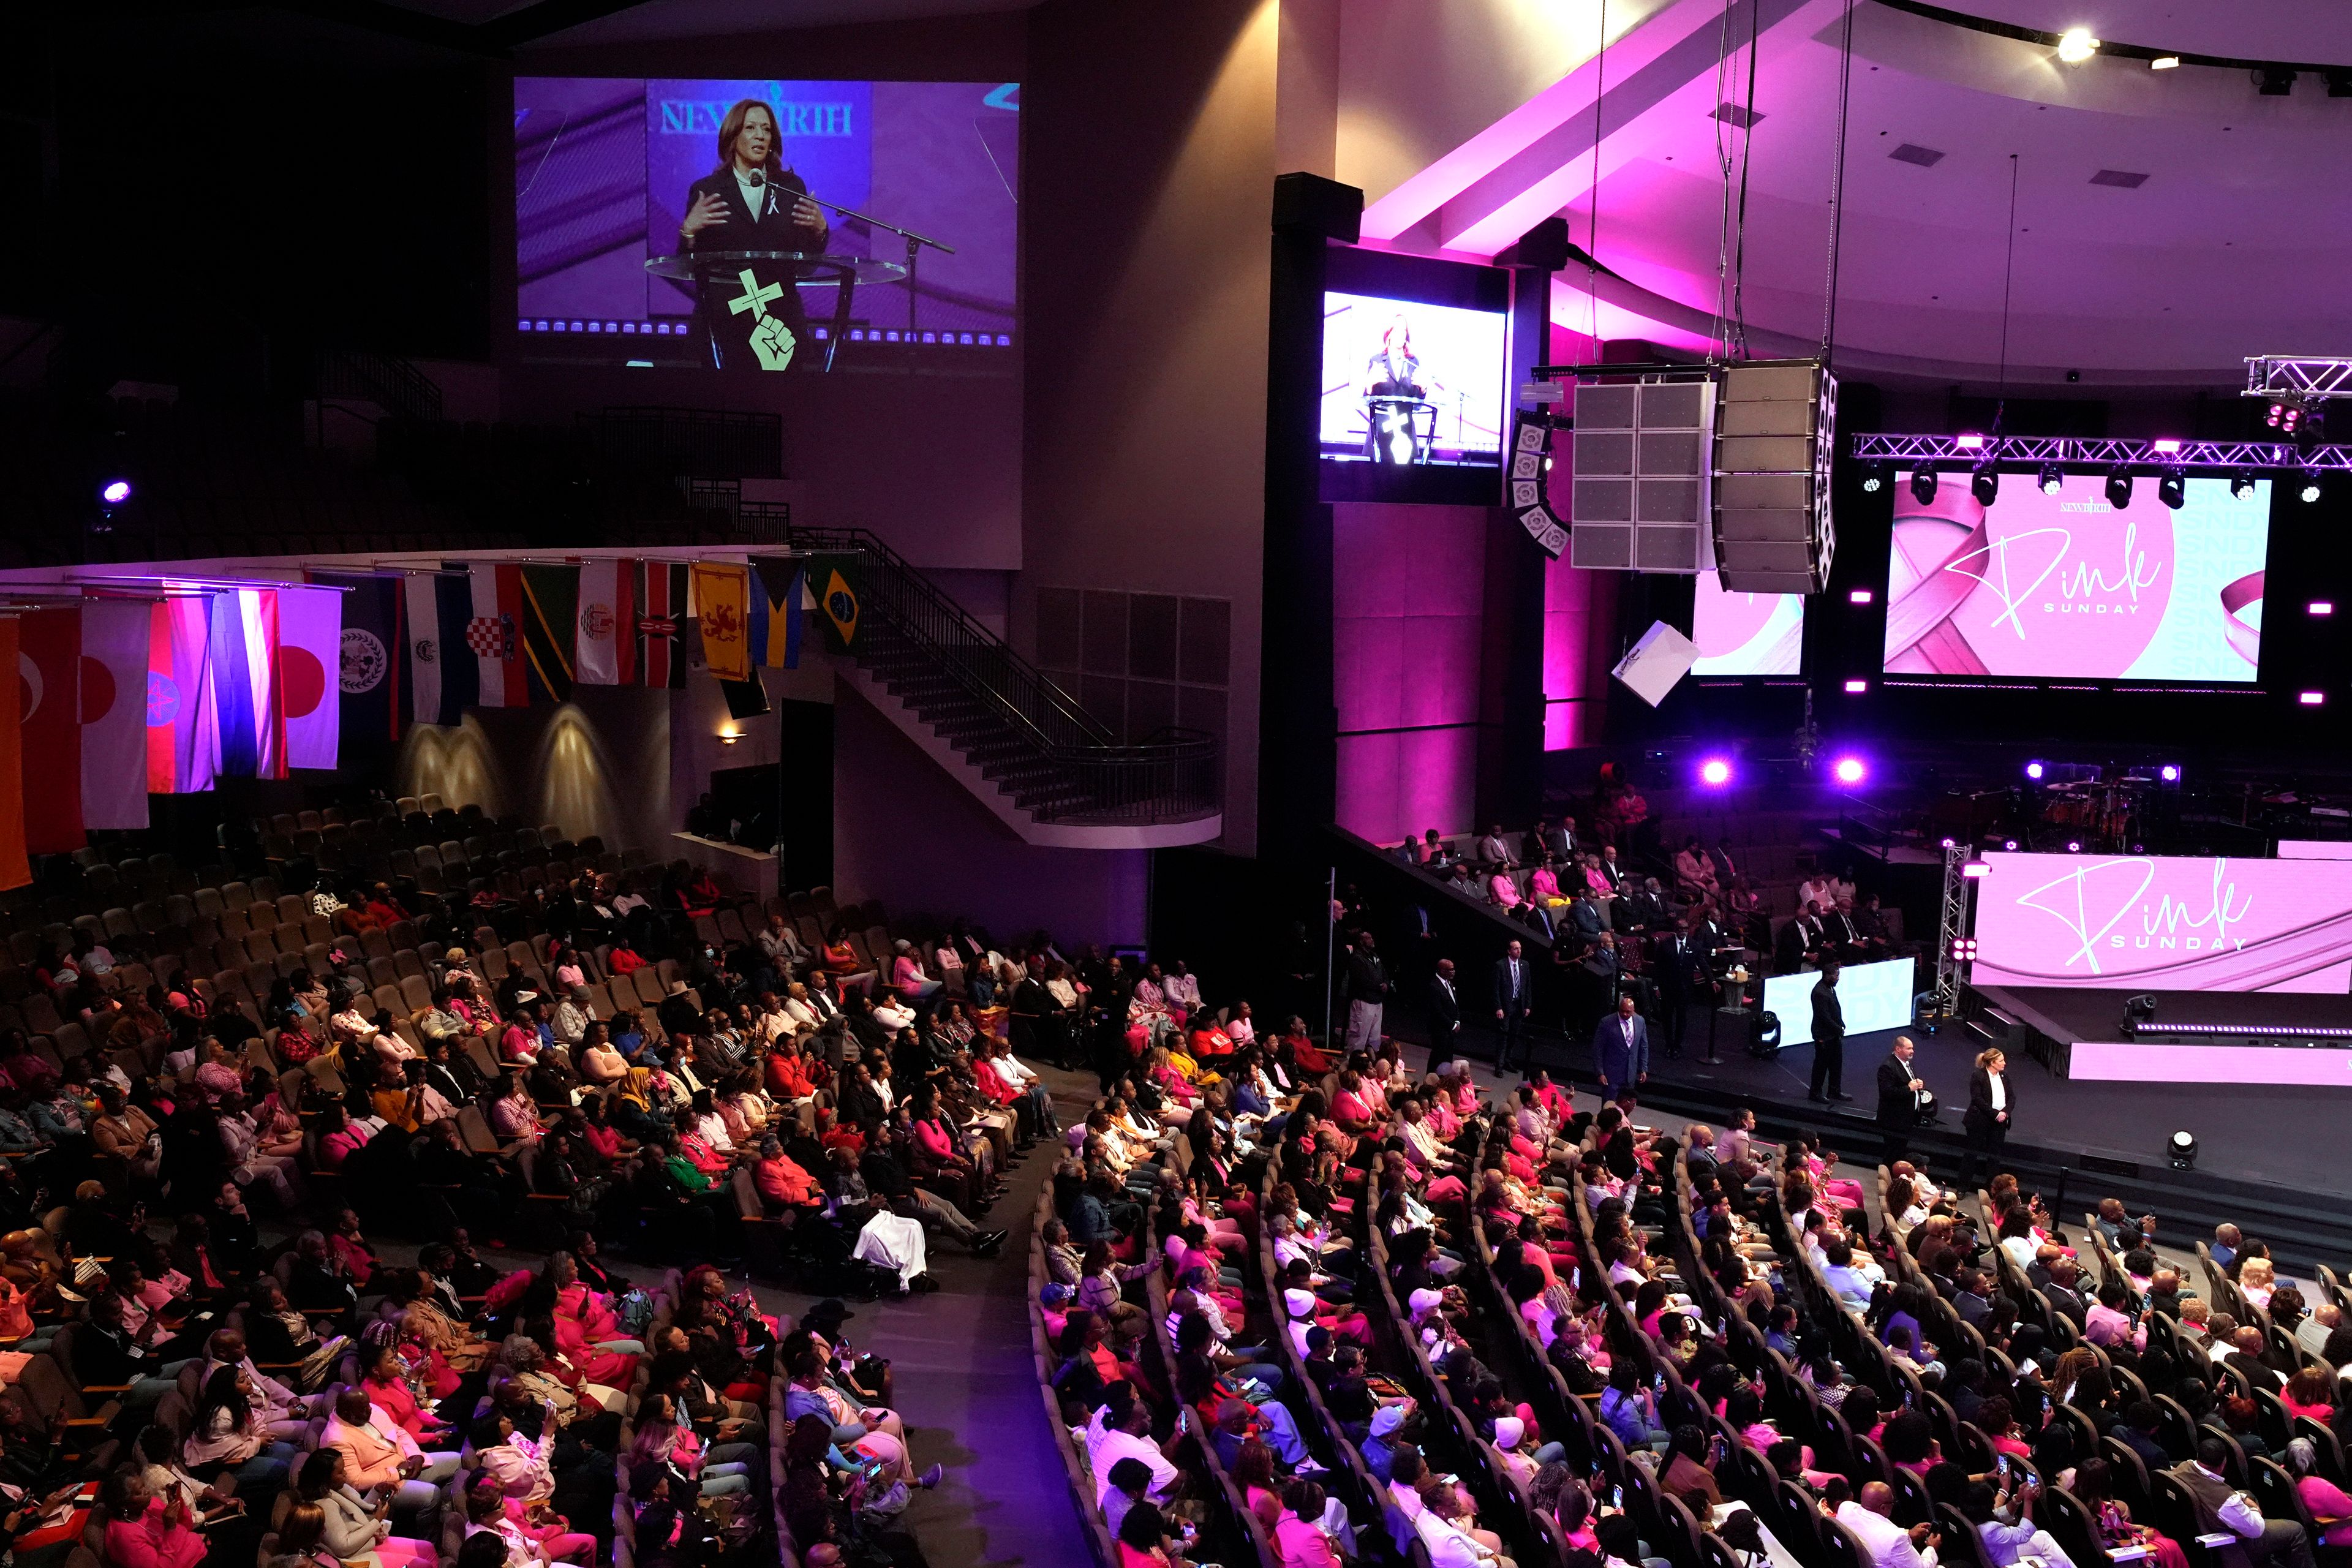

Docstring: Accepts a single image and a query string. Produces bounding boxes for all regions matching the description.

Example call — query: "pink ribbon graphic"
[2220,570,2263,668]
[1884,511,1994,676]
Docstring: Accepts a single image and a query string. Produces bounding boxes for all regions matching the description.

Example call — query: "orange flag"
[0,616,29,891]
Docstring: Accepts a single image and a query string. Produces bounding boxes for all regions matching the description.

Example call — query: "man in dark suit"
[1593,993,1648,1105]
[1875,1035,1925,1159]
[1649,920,1698,1060]
[677,99,831,370]
[1774,902,1825,974]
[1820,899,1866,965]
[1809,963,1849,1102]
[2222,1327,2285,1391]
[1491,940,1534,1072]
[1563,889,1604,955]
[1427,958,1464,1070]
[1596,845,1629,894]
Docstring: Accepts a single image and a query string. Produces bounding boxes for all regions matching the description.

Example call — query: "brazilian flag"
[814,556,860,650]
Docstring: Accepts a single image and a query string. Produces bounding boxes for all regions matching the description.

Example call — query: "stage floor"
[1506,1012,2343,1191]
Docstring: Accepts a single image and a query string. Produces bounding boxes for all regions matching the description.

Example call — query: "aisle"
[739,1063,1099,1568]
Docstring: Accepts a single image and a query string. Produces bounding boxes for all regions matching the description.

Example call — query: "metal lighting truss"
[1932,843,1970,1018]
[1849,432,2352,470]
[2244,356,2352,402]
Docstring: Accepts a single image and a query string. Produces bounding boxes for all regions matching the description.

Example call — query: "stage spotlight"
[2066,839,2082,853]
[2024,761,2045,780]
[2230,470,2258,500]
[1698,757,1733,787]
[1948,937,1979,960]
[2311,601,2335,617]
[2150,55,2180,70]
[2256,66,2296,96]
[2057,26,2099,62]
[1961,861,1991,880]
[1910,467,1939,505]
[2168,1129,2198,1170]
[1861,462,1888,494]
[2299,470,2323,503]
[2157,470,2186,510]
[2302,690,2328,706]
[1843,678,1868,694]
[2121,994,2159,1039]
[2002,839,2019,851]
[1832,756,1868,785]
[1971,463,1999,506]
[2104,467,2133,509]
[2037,463,2064,496]
[99,478,132,507]
[1940,837,1956,848]
[2159,764,2180,782]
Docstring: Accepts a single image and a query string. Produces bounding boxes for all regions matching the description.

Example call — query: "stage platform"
[1969,984,2352,1087]
[1480,1007,2352,1275]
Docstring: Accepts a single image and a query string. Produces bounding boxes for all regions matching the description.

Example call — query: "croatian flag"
[468,563,527,707]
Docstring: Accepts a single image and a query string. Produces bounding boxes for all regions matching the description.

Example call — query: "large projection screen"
[1969,851,2352,993]
[1885,473,2268,681]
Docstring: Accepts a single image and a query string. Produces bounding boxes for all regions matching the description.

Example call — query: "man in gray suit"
[1593,993,1649,1106]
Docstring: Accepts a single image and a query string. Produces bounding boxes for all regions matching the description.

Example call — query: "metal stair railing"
[790,525,1219,823]
[317,350,445,423]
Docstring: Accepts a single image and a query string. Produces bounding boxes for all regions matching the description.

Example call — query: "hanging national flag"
[148,594,219,795]
[405,572,478,726]
[748,559,804,669]
[0,617,26,892]
[277,582,341,771]
[692,562,752,681]
[519,565,579,704]
[817,561,860,650]
[208,587,284,781]
[18,607,83,853]
[466,562,526,707]
[80,598,149,831]
[636,561,690,688]
[575,558,635,686]
[311,572,401,755]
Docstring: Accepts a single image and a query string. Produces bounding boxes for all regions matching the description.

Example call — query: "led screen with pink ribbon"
[1692,573,1804,676]
[1883,472,2269,681]
[1969,851,2352,993]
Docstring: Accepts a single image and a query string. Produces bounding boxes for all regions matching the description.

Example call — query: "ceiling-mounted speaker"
[1714,358,1836,593]
[1569,378,1715,573]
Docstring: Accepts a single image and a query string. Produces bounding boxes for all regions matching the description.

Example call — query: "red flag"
[17,607,83,853]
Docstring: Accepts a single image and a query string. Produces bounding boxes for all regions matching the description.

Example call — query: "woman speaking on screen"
[680,99,829,370]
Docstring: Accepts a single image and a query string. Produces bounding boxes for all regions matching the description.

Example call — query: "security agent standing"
[1876,1035,1928,1163]
[1491,941,1533,1072]
[1426,959,1464,1071]
[1808,962,1850,1103]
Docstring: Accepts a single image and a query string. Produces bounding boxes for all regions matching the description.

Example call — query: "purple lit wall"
[1333,501,1487,844]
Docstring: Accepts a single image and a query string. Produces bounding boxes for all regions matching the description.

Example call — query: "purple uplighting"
[1848,588,1874,604]
[2024,761,2045,780]
[1698,757,1733,786]
[1842,678,1868,694]
[2159,764,2180,782]
[1832,756,1867,785]
[99,479,132,505]
[1954,432,1985,450]
[2302,691,2328,706]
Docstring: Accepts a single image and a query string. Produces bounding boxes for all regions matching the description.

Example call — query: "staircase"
[801,527,1223,849]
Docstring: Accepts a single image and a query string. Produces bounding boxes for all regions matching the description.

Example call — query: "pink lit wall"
[1332,500,1487,844]
[1540,326,1617,750]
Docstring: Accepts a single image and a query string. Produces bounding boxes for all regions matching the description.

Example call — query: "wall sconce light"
[717,728,742,745]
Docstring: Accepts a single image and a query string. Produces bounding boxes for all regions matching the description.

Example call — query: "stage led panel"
[514,78,1018,361]
[1884,472,2268,681]
[1969,851,2352,993]
[1691,575,1804,676]
[1763,957,1912,1046]
[1317,246,1510,505]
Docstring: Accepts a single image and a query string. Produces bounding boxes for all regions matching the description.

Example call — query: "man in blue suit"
[1593,992,1649,1106]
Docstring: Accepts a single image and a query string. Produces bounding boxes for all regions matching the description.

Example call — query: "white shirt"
[1091,1428,1178,1509]
[1415,1510,1499,1567]
[1988,1073,2007,1112]
[1837,1501,1938,1568]
[873,1001,914,1030]
[2182,1464,2266,1537]
[733,168,773,222]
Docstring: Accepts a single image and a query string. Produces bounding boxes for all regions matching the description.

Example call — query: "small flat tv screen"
[1318,247,1509,504]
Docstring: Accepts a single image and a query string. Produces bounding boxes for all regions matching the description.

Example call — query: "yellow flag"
[692,563,752,680]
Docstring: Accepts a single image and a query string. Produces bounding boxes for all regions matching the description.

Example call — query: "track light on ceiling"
[2057,27,2100,64]
[1971,463,1999,506]
[2156,470,2186,510]
[2256,66,2296,95]
[2037,463,2064,496]
[2301,470,2324,504]
[2230,470,2258,500]
[2150,55,2180,71]
[1910,467,1939,505]
[2105,467,2134,510]
[1860,461,1887,494]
